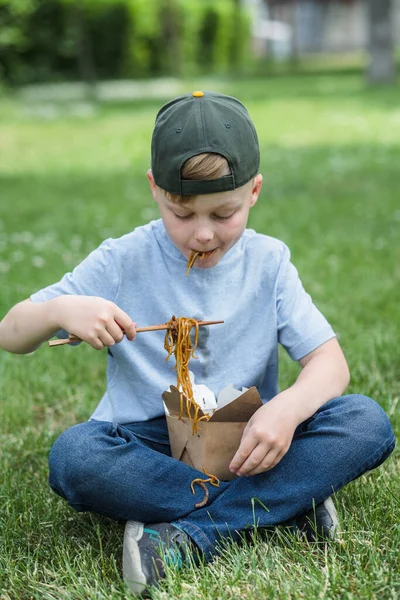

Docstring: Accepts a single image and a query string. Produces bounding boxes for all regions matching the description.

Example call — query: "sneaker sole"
[324,497,339,537]
[123,521,147,594]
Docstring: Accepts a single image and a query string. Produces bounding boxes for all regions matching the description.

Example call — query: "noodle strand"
[190,468,221,507]
[186,251,205,276]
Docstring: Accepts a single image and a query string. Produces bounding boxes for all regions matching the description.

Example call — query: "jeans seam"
[176,520,213,552]
[68,499,116,514]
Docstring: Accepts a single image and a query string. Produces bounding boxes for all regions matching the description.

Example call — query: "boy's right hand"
[51,295,136,350]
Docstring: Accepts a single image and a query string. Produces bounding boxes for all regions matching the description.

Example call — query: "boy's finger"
[98,330,116,348]
[106,322,125,343]
[113,307,136,340]
[246,448,279,476]
[125,321,137,341]
[235,443,267,476]
[229,436,258,473]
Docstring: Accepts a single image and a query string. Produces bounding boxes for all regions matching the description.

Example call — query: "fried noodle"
[186,250,205,276]
[164,315,211,434]
[164,315,221,504]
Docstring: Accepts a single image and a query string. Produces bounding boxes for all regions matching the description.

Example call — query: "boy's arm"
[0,296,136,354]
[229,337,350,477]
[0,299,61,354]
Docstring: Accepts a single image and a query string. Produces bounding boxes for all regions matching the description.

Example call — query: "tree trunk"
[161,0,181,76]
[289,2,300,66]
[367,0,396,84]
[75,5,98,102]
[230,0,242,70]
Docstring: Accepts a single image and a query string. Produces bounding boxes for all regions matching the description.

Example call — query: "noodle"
[186,250,205,276]
[190,467,221,507]
[186,249,218,276]
[164,315,210,434]
[164,315,221,502]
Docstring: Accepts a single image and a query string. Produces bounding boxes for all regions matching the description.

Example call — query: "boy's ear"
[147,169,159,202]
[250,174,263,208]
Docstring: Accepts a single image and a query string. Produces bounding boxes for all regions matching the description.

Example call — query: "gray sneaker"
[296,496,340,542]
[123,521,191,595]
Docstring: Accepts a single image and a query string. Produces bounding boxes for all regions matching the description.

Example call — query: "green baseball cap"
[151,90,260,196]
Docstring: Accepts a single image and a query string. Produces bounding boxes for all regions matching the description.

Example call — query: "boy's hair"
[165,153,231,204]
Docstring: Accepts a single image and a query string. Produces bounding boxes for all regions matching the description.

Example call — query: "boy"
[0,91,395,595]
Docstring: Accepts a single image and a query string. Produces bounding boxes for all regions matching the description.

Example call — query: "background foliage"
[0,0,251,84]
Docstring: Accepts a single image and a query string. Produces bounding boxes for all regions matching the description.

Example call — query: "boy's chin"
[195,257,219,269]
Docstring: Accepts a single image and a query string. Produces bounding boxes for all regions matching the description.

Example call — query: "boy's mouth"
[191,248,218,259]
[202,249,218,259]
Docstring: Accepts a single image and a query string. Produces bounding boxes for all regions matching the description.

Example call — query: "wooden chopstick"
[48,319,224,347]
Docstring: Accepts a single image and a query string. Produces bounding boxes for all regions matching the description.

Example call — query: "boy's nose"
[194,225,214,244]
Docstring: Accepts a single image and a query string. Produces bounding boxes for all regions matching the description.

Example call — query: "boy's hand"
[229,340,350,478]
[51,295,136,350]
[229,397,299,477]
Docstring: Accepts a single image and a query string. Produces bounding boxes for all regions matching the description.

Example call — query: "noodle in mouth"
[186,250,205,276]
[186,249,217,276]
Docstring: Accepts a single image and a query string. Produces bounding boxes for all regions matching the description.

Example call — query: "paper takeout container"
[162,385,262,480]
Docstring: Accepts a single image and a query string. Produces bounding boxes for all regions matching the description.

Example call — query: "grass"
[0,71,399,599]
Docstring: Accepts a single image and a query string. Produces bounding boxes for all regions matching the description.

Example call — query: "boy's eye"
[214,212,235,220]
[174,213,193,220]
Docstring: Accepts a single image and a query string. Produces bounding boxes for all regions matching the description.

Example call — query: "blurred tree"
[230,0,243,69]
[0,0,39,83]
[367,0,396,84]
[160,0,182,75]
[0,0,251,85]
[72,3,97,100]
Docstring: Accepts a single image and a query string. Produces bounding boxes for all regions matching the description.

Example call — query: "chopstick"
[48,319,224,347]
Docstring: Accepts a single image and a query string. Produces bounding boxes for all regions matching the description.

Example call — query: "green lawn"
[0,73,399,599]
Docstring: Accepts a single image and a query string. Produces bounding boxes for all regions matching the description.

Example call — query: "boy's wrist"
[271,388,310,426]
[47,296,66,332]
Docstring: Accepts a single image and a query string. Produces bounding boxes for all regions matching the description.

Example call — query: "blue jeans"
[49,395,395,560]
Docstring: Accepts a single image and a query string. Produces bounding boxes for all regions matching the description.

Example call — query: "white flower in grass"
[374,238,386,250]
[10,231,34,244]
[33,232,57,250]
[11,250,24,262]
[70,236,82,250]
[32,256,45,268]
[62,251,74,266]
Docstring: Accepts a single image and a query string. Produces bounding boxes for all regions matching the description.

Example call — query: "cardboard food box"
[162,385,262,481]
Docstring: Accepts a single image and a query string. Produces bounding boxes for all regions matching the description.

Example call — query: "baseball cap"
[151,90,260,196]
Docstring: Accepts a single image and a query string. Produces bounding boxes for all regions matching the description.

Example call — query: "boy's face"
[148,171,263,269]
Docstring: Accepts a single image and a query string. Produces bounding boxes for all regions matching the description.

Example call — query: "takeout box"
[162,385,262,481]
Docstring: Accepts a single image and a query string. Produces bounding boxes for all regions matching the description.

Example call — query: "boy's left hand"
[229,397,299,477]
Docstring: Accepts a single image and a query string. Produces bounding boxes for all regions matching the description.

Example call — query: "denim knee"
[48,421,101,504]
[339,394,395,465]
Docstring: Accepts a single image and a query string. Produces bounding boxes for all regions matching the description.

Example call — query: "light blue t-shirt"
[31,219,335,424]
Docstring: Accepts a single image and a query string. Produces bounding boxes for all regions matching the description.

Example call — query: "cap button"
[192,91,204,97]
